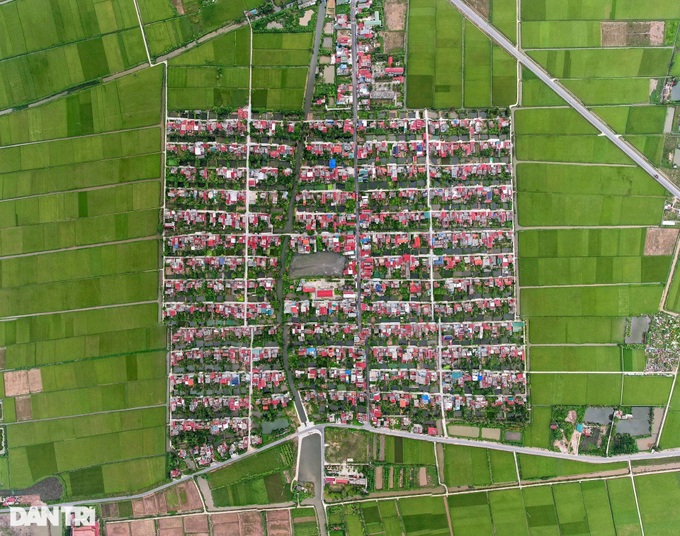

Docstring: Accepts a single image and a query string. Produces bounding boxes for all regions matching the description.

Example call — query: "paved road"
[448,0,680,199]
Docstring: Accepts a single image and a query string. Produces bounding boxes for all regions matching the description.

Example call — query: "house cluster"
[163,110,524,468]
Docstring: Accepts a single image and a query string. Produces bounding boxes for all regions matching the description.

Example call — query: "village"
[162,108,525,467]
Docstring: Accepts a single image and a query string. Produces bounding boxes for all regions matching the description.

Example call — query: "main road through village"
[7,0,680,520]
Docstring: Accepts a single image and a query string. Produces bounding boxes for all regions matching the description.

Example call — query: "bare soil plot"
[15,396,32,421]
[299,9,313,26]
[375,466,384,490]
[266,510,292,536]
[106,522,132,536]
[142,495,157,516]
[4,371,29,397]
[158,528,183,536]
[159,518,183,529]
[448,425,479,438]
[239,512,264,536]
[171,0,185,15]
[184,515,209,533]
[418,467,427,487]
[463,0,489,18]
[602,21,665,47]
[385,0,407,30]
[645,227,679,255]
[131,499,146,517]
[130,519,155,536]
[27,369,42,392]
[481,428,501,440]
[211,513,240,536]
[102,504,119,519]
[178,481,203,511]
[384,32,405,53]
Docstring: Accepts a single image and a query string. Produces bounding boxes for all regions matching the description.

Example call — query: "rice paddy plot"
[519,255,672,286]
[490,0,517,42]
[139,0,264,58]
[527,316,627,344]
[521,0,680,21]
[635,472,680,535]
[621,375,673,406]
[207,442,297,506]
[522,21,602,48]
[521,285,664,317]
[0,66,163,146]
[398,496,450,536]
[528,48,673,79]
[528,372,622,406]
[516,164,665,197]
[529,346,622,372]
[463,20,491,108]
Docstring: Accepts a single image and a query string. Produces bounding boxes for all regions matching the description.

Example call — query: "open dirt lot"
[130,520,155,536]
[266,510,292,536]
[158,527,183,536]
[602,21,665,47]
[481,428,501,440]
[15,396,31,421]
[211,513,240,536]
[375,466,383,490]
[384,32,405,53]
[4,371,29,397]
[385,0,407,30]
[448,425,479,438]
[464,0,489,18]
[184,514,209,533]
[645,227,679,255]
[106,523,131,536]
[159,518,183,530]
[289,252,346,278]
[239,512,264,536]
[418,467,427,487]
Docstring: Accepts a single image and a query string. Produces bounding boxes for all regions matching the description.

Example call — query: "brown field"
[15,396,32,421]
[211,513,239,536]
[130,520,155,536]
[464,0,489,18]
[602,21,665,47]
[266,510,291,536]
[106,523,131,536]
[158,519,183,530]
[645,227,679,255]
[375,466,383,490]
[239,512,264,536]
[384,32,405,53]
[183,515,209,533]
[4,371,29,397]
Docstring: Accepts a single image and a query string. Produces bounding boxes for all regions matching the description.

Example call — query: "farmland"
[320,470,680,536]
[206,441,297,507]
[168,21,313,111]
[443,445,517,488]
[138,0,264,58]
[0,66,165,497]
[0,0,148,110]
[406,0,516,108]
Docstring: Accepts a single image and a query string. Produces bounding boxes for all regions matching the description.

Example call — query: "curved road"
[448,0,680,199]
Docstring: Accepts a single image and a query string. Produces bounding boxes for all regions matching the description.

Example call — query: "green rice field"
[168,27,312,111]
[139,0,263,58]
[207,442,297,506]
[443,445,517,488]
[529,346,623,372]
[406,0,516,108]
[0,66,165,497]
[521,0,680,21]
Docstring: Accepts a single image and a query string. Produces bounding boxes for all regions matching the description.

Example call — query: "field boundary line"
[133,0,151,64]
[0,300,159,321]
[629,462,646,536]
[2,404,166,425]
[0,235,159,261]
[0,125,160,150]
